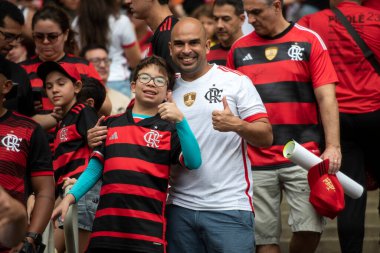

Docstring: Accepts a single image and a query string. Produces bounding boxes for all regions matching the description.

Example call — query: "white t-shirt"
[107,15,137,82]
[167,64,268,211]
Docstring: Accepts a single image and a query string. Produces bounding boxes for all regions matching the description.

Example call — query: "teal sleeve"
[176,118,202,170]
[68,158,103,202]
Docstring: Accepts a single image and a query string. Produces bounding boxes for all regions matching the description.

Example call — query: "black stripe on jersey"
[233,42,311,68]
[55,158,86,180]
[256,81,316,103]
[272,124,321,146]
[93,215,163,238]
[28,72,39,81]
[103,170,168,193]
[88,237,164,253]
[0,160,25,178]
[97,193,163,215]
[54,140,85,158]
[105,143,171,165]
[209,59,227,66]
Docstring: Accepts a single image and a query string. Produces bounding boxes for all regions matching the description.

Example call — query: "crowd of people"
[0,0,379,253]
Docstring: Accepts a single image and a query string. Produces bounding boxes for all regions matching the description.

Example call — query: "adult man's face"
[244,0,279,37]
[84,48,111,84]
[169,18,211,81]
[0,16,22,56]
[213,4,244,47]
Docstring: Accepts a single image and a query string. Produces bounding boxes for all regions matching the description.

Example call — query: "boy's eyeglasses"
[137,73,168,87]
[32,32,63,43]
[0,30,22,43]
[88,58,112,66]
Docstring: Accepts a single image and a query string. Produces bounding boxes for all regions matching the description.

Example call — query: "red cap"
[307,159,345,219]
[37,61,81,86]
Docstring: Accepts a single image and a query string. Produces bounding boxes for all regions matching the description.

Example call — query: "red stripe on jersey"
[95,207,163,223]
[106,126,172,151]
[91,152,104,164]
[217,65,244,76]
[122,41,136,49]
[168,17,172,30]
[101,184,167,202]
[264,102,318,125]
[244,113,268,123]
[248,141,320,167]
[104,157,170,179]
[241,139,254,212]
[54,147,89,171]
[31,171,54,177]
[55,124,82,146]
[0,174,24,193]
[91,231,165,245]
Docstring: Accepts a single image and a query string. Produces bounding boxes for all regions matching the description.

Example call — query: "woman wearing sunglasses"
[20,4,111,122]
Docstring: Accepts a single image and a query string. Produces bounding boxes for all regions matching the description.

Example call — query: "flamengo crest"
[1,133,22,152]
[144,130,162,148]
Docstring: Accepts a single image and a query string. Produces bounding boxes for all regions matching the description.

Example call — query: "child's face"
[131,65,168,108]
[45,71,81,110]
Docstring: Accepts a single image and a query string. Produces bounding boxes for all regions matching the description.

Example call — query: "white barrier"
[63,187,79,253]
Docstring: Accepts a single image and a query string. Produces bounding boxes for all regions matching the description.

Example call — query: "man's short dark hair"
[214,0,244,16]
[77,77,106,113]
[80,44,109,58]
[0,1,25,27]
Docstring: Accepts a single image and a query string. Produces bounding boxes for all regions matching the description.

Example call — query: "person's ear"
[85,98,95,108]
[73,80,83,94]
[130,81,136,94]
[1,80,13,95]
[168,42,173,56]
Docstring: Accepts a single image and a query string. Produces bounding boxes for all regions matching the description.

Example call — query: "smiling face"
[169,18,211,81]
[131,64,168,111]
[44,71,81,113]
[33,19,68,61]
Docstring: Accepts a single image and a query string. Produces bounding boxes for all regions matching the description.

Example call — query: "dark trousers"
[337,110,380,253]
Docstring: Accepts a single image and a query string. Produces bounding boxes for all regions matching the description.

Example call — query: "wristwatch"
[25,232,42,244]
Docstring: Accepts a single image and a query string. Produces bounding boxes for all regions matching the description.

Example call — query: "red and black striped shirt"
[207,43,230,66]
[88,109,181,253]
[0,110,53,202]
[53,103,98,195]
[227,23,338,169]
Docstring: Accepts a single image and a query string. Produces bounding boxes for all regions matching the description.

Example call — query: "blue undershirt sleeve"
[176,118,202,170]
[68,158,103,202]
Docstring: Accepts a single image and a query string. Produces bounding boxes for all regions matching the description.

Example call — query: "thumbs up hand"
[212,96,237,132]
[158,91,184,123]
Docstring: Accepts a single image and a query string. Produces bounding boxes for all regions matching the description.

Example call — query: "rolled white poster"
[283,140,364,199]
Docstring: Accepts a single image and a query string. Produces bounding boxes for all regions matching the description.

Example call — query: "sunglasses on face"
[0,30,22,43]
[32,32,63,43]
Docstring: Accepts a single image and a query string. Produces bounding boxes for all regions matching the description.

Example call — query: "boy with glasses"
[52,55,201,253]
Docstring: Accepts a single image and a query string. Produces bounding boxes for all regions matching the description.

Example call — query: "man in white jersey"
[166,17,273,253]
